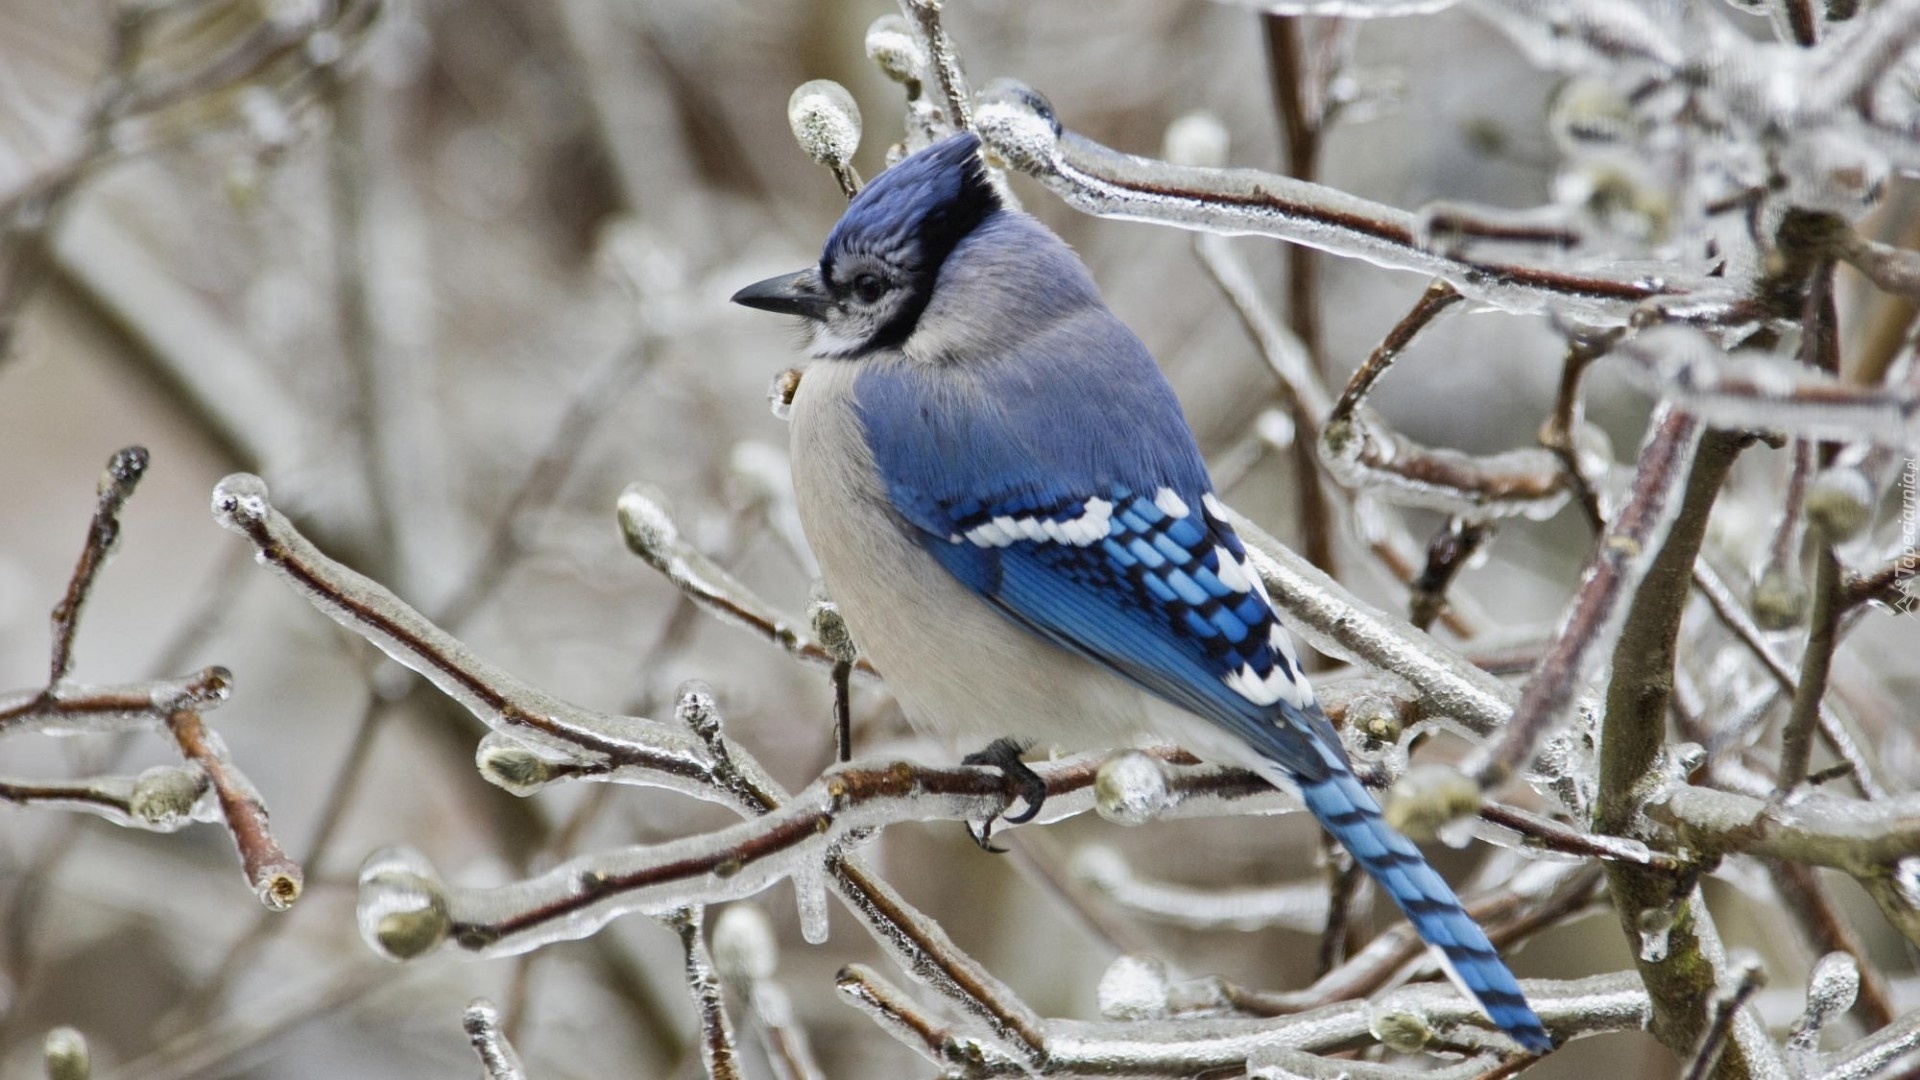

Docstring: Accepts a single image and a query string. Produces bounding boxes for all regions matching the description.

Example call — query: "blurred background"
[1,0,1915,1076]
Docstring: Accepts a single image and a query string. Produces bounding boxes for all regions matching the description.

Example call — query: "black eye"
[851,272,887,303]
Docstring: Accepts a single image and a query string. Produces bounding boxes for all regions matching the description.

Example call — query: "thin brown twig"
[1766,859,1896,1030]
[165,709,302,910]
[1475,408,1706,789]
[1539,329,1623,532]
[666,907,743,1080]
[1777,546,1843,795]
[1410,519,1493,632]
[48,446,149,685]
[1327,281,1461,429]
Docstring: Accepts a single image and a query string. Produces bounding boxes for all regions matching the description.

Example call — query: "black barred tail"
[1299,764,1552,1053]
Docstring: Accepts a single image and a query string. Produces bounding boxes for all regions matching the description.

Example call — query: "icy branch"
[973,80,1692,323]
[3,451,299,909]
[463,1000,529,1080]
[1615,329,1920,449]
[1470,405,1702,791]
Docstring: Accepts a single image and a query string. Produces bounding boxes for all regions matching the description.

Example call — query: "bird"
[731,130,1552,1054]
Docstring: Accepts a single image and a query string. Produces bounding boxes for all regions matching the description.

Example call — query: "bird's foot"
[961,736,1045,853]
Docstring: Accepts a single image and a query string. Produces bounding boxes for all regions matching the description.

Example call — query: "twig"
[1410,519,1492,631]
[1327,280,1460,429]
[1766,860,1896,1030]
[1776,546,1844,794]
[1649,785,1920,876]
[1680,962,1765,1080]
[1223,508,1517,737]
[1539,329,1623,531]
[48,446,149,685]
[1614,328,1919,447]
[1690,560,1886,799]
[666,908,743,1080]
[619,484,876,677]
[464,999,530,1080]
[1315,849,1363,975]
[1193,233,1338,578]
[1261,16,1328,384]
[972,80,1693,323]
[165,709,302,910]
[899,0,972,132]
[1473,407,1706,789]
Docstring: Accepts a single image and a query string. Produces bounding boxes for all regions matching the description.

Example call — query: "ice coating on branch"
[792,860,831,945]
[1788,951,1859,1064]
[1320,414,1574,522]
[463,999,528,1080]
[973,79,1686,323]
[214,475,726,801]
[1094,750,1172,826]
[1618,329,1920,447]
[1098,955,1171,1021]
[788,80,862,170]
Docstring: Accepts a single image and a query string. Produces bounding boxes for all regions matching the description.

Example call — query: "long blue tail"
[1298,761,1552,1053]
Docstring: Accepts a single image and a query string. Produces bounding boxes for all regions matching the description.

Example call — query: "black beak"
[731,268,832,321]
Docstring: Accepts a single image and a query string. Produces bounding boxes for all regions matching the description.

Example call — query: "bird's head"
[732,132,1002,358]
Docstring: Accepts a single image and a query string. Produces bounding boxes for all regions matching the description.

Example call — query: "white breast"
[786,359,1153,753]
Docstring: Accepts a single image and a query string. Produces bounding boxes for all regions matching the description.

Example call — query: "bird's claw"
[962,736,1046,852]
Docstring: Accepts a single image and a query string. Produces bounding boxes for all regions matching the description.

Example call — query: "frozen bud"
[1094,750,1170,826]
[1346,692,1405,749]
[476,737,552,796]
[357,847,451,960]
[44,1026,88,1080]
[1097,955,1170,1020]
[788,80,862,171]
[617,484,679,562]
[974,79,1062,173]
[210,473,272,531]
[769,368,803,421]
[1803,952,1859,1028]
[1752,568,1808,631]
[807,583,859,664]
[1383,762,1479,842]
[1371,1005,1432,1053]
[130,765,208,829]
[865,14,925,85]
[711,903,780,982]
[1547,76,1639,150]
[1806,466,1874,541]
[675,680,721,740]
[1162,111,1229,169]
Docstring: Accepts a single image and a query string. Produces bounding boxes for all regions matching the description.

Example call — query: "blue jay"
[733,132,1551,1054]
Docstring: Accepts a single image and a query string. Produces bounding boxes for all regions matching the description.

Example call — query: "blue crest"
[822,132,1001,278]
